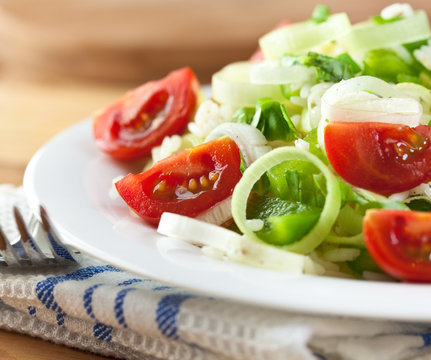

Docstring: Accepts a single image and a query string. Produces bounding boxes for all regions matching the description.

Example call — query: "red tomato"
[364,209,431,282]
[93,67,199,160]
[324,122,431,195]
[115,136,242,224]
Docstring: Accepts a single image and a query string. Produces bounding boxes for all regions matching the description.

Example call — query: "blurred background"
[0,0,430,185]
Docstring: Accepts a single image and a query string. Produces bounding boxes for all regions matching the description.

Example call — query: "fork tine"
[13,206,49,265]
[39,206,77,264]
[0,225,28,266]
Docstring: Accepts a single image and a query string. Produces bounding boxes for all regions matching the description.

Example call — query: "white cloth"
[0,184,431,360]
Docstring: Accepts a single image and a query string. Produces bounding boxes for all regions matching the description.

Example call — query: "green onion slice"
[341,11,431,53]
[231,147,341,254]
[259,13,351,60]
[211,62,286,107]
[249,60,315,85]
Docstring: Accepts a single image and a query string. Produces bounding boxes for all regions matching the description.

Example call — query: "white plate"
[24,119,431,322]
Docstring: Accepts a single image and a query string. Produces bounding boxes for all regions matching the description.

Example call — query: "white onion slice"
[195,196,232,225]
[158,212,310,273]
[158,212,239,251]
[320,76,423,127]
[205,123,271,166]
[249,61,315,85]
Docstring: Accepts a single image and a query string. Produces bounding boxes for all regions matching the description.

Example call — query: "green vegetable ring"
[231,147,341,254]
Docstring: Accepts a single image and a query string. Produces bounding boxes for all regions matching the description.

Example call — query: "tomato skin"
[93,67,199,160]
[364,209,431,282]
[324,122,431,195]
[115,137,242,224]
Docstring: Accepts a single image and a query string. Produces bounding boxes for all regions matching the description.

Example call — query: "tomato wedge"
[93,67,199,160]
[364,209,431,282]
[324,122,431,195]
[115,136,242,224]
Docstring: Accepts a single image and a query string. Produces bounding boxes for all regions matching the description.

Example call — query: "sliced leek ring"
[341,11,431,53]
[259,13,351,60]
[211,62,286,107]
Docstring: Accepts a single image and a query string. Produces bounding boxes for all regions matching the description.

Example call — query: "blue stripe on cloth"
[35,265,120,329]
[114,288,136,329]
[117,278,146,286]
[93,323,113,342]
[313,352,327,360]
[153,286,173,291]
[27,306,36,317]
[422,332,431,346]
[83,283,103,319]
[156,294,195,340]
[56,311,66,326]
[47,232,76,262]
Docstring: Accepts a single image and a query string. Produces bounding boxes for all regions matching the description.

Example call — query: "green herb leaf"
[231,99,300,142]
[266,160,326,208]
[401,39,431,89]
[303,128,329,164]
[251,98,300,142]
[406,198,431,211]
[231,107,255,124]
[312,5,331,24]
[280,83,301,99]
[363,49,414,83]
[299,52,361,82]
[338,180,408,210]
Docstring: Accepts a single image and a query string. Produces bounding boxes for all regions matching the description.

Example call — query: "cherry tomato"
[93,67,199,160]
[364,209,431,282]
[115,136,242,224]
[324,122,431,195]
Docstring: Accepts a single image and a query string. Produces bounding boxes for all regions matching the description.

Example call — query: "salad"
[93,3,431,283]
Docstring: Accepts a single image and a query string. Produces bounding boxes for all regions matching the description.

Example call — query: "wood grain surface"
[0,79,125,359]
[0,0,430,358]
[0,330,111,360]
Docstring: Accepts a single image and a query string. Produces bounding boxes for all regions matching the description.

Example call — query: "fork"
[0,206,78,266]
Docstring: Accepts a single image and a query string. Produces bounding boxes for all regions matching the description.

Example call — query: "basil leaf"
[299,52,361,82]
[231,99,300,142]
[231,107,255,124]
[406,198,431,212]
[251,98,300,142]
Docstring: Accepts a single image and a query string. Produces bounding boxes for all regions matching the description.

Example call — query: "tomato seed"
[209,172,219,182]
[153,179,167,194]
[188,178,198,192]
[200,176,209,188]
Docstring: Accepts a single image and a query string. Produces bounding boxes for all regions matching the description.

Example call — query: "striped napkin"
[1,184,431,360]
